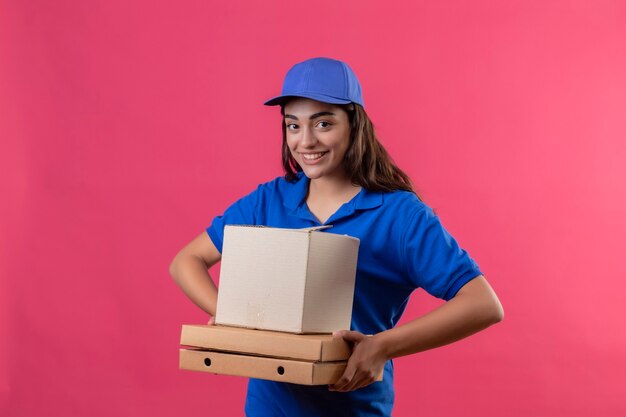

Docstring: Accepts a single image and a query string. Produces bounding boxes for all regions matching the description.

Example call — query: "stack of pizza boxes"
[179,225,381,385]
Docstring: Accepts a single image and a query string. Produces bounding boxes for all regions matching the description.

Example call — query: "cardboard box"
[179,348,347,385]
[180,324,351,361]
[179,325,384,385]
[179,325,350,385]
[215,225,360,334]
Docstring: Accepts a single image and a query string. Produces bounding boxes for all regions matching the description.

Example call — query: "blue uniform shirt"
[206,172,483,417]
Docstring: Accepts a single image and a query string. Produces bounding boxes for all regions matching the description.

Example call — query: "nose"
[300,126,318,148]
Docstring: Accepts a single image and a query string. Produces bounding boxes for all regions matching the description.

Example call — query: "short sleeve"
[206,187,260,253]
[403,206,483,301]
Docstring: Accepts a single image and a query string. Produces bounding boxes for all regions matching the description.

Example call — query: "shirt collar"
[283,172,310,210]
[283,172,383,211]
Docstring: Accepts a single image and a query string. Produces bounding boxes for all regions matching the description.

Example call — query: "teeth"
[302,152,326,160]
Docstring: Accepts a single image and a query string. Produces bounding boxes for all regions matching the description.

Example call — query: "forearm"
[170,255,218,316]
[376,279,503,359]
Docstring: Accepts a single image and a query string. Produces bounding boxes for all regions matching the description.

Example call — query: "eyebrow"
[284,111,336,121]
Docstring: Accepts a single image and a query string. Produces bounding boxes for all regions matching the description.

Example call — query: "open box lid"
[180,325,351,362]
[228,224,332,232]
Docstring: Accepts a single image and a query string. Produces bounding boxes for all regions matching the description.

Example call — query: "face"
[283,98,352,182]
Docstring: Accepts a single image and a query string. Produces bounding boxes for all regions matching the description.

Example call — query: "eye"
[286,123,299,130]
[316,121,332,128]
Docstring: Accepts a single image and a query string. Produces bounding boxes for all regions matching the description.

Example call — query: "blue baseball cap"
[264,57,365,108]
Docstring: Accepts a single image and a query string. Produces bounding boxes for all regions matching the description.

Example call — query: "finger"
[334,330,365,343]
[341,375,364,392]
[207,317,215,326]
[343,372,374,392]
[329,366,356,392]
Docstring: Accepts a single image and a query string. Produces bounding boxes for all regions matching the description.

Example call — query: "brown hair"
[281,103,422,200]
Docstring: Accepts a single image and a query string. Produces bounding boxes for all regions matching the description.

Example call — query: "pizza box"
[179,325,383,385]
[180,324,351,361]
[179,348,347,385]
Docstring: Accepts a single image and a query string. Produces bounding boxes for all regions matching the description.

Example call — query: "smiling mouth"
[301,152,328,161]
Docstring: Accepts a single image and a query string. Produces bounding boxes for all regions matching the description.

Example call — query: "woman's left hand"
[328,330,388,392]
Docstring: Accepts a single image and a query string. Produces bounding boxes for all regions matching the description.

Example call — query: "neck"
[308,174,360,200]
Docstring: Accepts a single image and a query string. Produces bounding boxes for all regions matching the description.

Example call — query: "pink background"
[2,1,625,416]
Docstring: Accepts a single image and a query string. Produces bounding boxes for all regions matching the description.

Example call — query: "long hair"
[281,103,422,200]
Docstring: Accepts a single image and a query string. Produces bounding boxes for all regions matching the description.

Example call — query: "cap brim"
[264,93,352,106]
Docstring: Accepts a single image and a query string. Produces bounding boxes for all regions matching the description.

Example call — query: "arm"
[378,274,503,357]
[169,231,222,317]
[330,275,503,392]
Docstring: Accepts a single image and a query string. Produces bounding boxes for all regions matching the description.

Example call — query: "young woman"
[170,57,504,417]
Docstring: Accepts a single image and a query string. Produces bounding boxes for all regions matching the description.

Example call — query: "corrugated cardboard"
[215,225,360,334]
[180,324,350,361]
[179,348,347,385]
[178,324,384,385]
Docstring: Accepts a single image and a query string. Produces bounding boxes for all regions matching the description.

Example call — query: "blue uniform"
[206,172,483,417]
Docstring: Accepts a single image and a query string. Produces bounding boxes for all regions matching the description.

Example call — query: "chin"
[300,169,324,180]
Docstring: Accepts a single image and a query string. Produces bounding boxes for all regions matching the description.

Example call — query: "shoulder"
[252,173,304,198]
[380,189,432,217]
[258,174,301,191]
[234,173,307,215]
[375,190,442,242]
[355,189,434,242]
